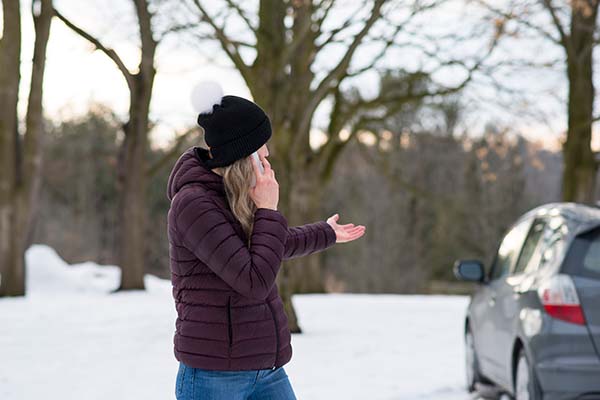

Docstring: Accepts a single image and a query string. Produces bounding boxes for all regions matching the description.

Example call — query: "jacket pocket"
[227,296,233,347]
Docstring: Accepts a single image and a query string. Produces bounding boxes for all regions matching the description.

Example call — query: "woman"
[166,81,366,400]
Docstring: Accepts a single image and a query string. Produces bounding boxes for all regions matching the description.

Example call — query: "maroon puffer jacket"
[166,146,337,371]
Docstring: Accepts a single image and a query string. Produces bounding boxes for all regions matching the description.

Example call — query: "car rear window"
[562,228,600,280]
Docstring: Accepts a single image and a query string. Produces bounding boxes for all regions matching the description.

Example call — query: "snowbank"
[24,244,171,295]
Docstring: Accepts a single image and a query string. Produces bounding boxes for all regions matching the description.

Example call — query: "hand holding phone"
[249,151,279,210]
[250,151,264,188]
[253,151,265,174]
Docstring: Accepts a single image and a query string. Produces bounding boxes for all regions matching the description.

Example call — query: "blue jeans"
[175,362,298,400]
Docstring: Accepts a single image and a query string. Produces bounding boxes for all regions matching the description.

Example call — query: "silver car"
[454,202,600,400]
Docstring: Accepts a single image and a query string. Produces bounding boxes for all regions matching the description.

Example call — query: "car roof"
[519,202,600,226]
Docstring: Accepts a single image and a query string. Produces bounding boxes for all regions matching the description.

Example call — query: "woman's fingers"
[261,154,272,172]
[347,225,365,231]
[338,223,359,230]
[347,226,365,235]
[344,227,364,237]
[258,154,277,181]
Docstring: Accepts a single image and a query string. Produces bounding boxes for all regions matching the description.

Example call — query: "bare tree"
[173,0,499,332]
[53,0,168,291]
[477,0,600,203]
[554,0,599,203]
[0,0,53,297]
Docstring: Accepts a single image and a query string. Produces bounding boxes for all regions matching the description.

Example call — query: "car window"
[534,216,567,272]
[513,218,546,275]
[582,241,600,276]
[489,218,531,281]
[562,226,600,280]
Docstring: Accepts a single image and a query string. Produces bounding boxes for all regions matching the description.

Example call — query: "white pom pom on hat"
[190,80,224,115]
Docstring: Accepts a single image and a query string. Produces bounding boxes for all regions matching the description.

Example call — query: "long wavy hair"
[212,156,257,245]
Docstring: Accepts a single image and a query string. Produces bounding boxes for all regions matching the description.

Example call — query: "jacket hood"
[166,146,226,202]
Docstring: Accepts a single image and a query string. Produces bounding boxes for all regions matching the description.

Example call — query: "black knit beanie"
[190,81,272,169]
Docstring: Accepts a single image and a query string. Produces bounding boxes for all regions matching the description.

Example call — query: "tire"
[514,349,542,400]
[465,327,484,392]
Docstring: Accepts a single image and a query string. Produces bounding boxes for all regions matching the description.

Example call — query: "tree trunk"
[284,170,327,293]
[23,0,52,255]
[116,69,155,291]
[0,0,23,297]
[562,64,596,203]
[0,0,51,297]
[561,3,598,204]
[114,0,156,291]
[274,144,327,333]
[116,89,149,290]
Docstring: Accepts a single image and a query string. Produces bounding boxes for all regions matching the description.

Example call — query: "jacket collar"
[166,146,226,201]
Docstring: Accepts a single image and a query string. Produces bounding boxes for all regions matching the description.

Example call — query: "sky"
[6,0,594,151]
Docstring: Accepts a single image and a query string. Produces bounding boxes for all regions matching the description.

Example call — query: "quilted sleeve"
[174,192,288,300]
[283,221,337,260]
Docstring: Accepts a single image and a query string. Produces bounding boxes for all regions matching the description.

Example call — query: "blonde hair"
[212,156,257,245]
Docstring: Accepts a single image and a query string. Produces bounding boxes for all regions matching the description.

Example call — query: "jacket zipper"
[266,300,279,370]
[227,296,233,348]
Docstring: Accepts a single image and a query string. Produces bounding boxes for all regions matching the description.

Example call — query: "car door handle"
[488,294,496,307]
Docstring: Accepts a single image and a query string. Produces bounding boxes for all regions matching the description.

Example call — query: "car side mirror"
[453,259,485,283]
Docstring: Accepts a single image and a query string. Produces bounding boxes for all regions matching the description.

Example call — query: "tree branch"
[316,19,502,176]
[315,0,337,33]
[223,0,256,34]
[146,128,195,177]
[344,23,405,78]
[294,0,388,152]
[314,11,356,52]
[53,8,134,90]
[280,3,318,67]
[474,0,561,44]
[134,0,157,73]
[189,0,252,81]
[540,0,570,50]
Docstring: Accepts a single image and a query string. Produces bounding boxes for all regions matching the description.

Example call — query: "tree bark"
[273,152,326,333]
[0,0,52,297]
[115,0,157,291]
[0,0,22,297]
[561,2,598,204]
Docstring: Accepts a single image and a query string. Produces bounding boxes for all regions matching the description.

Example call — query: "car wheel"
[514,349,542,400]
[465,328,483,392]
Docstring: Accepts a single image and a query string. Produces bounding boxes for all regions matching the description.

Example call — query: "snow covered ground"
[0,245,482,400]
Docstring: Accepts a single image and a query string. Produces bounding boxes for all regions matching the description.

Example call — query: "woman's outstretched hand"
[326,214,366,243]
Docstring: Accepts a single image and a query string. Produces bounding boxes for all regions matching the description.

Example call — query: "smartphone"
[250,151,264,188]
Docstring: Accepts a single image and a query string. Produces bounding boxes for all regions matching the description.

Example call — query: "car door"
[488,217,548,388]
[470,217,532,383]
